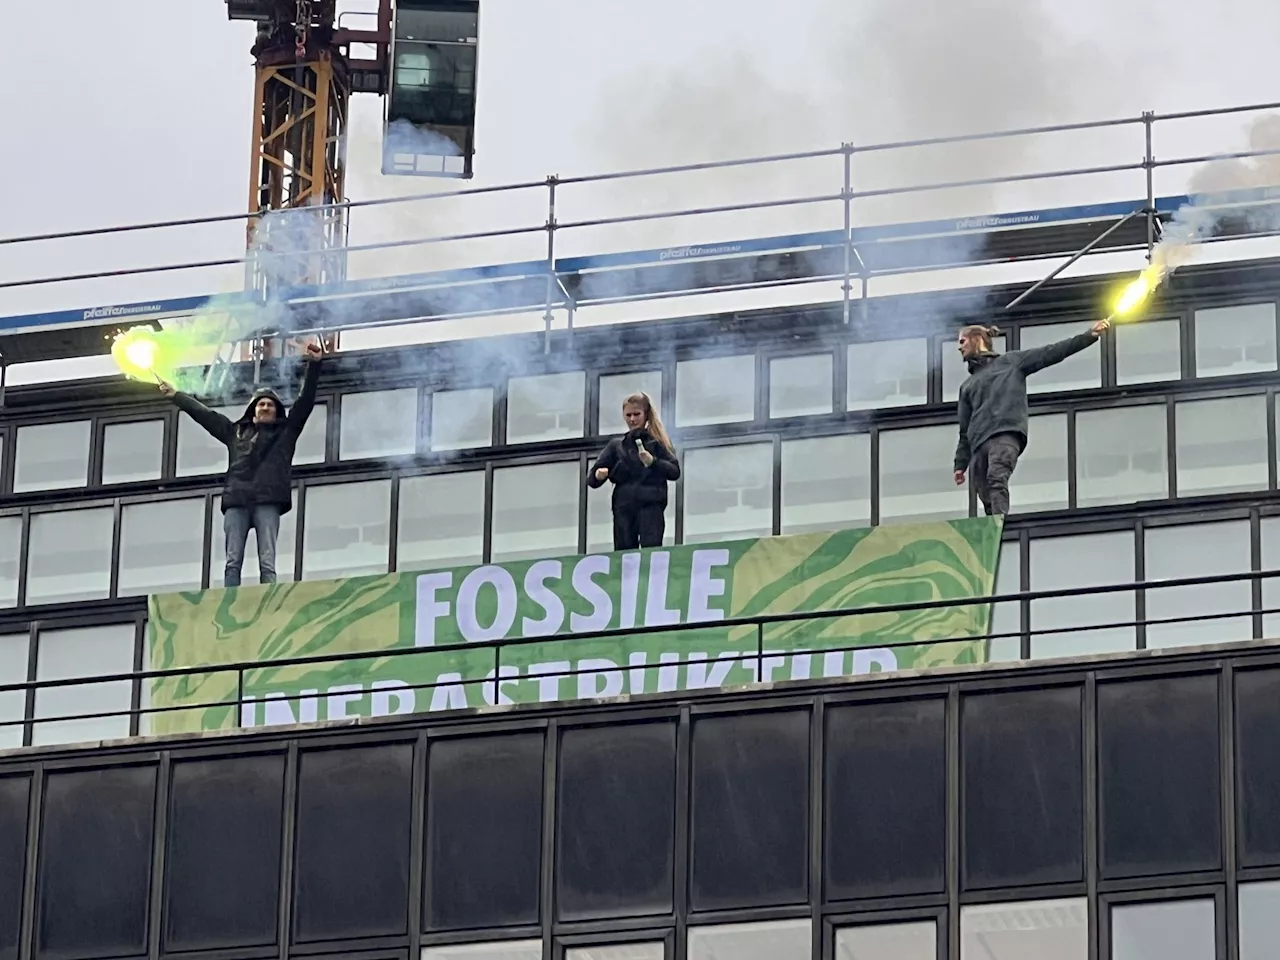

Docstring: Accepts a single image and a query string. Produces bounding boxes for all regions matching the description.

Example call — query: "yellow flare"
[1111,265,1166,320]
[111,326,166,382]
[124,338,157,371]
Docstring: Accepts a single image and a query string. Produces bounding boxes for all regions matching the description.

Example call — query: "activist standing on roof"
[158,340,324,586]
[954,320,1111,516]
[587,392,681,550]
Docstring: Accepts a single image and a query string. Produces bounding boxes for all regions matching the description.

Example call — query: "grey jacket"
[954,331,1099,471]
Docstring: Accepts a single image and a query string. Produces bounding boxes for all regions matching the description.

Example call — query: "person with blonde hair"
[587,391,681,549]
[954,319,1110,515]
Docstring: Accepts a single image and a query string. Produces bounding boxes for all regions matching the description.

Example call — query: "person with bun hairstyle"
[954,320,1111,515]
[587,392,681,549]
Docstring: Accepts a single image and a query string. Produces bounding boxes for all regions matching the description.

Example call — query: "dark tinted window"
[962,685,1084,889]
[426,732,543,931]
[0,776,29,960]
[37,765,157,960]
[825,698,946,900]
[1099,674,1221,878]
[293,743,414,942]
[556,721,676,920]
[165,754,286,951]
[1236,668,1280,867]
[691,710,810,910]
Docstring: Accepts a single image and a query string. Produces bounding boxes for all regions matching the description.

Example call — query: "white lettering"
[263,689,317,726]
[371,679,415,717]
[743,651,787,684]
[657,651,681,692]
[240,696,256,727]
[429,673,469,711]
[326,684,363,720]
[619,552,642,628]
[522,560,566,636]
[853,648,899,674]
[527,661,571,702]
[570,555,613,631]
[686,652,739,689]
[628,651,648,694]
[644,552,681,626]
[822,650,846,677]
[790,651,812,681]
[687,549,730,622]
[483,665,522,706]
[415,572,453,647]
[457,566,518,642]
[577,658,624,699]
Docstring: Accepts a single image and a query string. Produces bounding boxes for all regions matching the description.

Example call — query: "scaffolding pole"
[543,177,558,354]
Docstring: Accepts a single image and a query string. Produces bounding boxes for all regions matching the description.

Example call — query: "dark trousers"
[223,504,282,587]
[971,434,1022,516]
[613,504,666,550]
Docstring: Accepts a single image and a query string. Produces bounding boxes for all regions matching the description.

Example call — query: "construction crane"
[223,0,480,363]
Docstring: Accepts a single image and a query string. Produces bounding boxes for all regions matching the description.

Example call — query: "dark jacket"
[954,331,1099,471]
[587,428,681,509]
[172,361,320,514]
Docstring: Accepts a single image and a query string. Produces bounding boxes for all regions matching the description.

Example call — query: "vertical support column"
[543,176,558,354]
[0,351,6,409]
[841,144,854,325]
[1143,110,1156,263]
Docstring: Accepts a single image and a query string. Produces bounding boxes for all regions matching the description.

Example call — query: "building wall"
[0,645,1278,960]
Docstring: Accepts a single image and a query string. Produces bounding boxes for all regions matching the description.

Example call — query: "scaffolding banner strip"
[145,517,1004,735]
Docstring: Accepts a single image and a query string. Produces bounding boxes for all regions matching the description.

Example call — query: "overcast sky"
[2,0,1279,360]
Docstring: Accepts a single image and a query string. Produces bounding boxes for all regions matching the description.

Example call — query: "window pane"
[1111,898,1215,960]
[1011,413,1067,512]
[989,541,1022,662]
[684,443,773,543]
[770,354,833,418]
[961,899,1087,960]
[1145,521,1251,649]
[397,472,484,570]
[1260,517,1280,638]
[118,499,205,596]
[688,919,811,960]
[32,624,135,746]
[1117,318,1181,385]
[1175,395,1267,496]
[492,463,579,562]
[566,945,664,960]
[781,435,870,534]
[587,460,674,553]
[1030,532,1136,658]
[880,425,968,524]
[102,421,164,485]
[598,371,662,435]
[294,403,328,465]
[302,481,391,580]
[944,336,1007,402]
[848,339,927,410]
[14,422,90,492]
[507,372,585,443]
[1195,302,1277,378]
[27,508,113,605]
[431,387,493,451]
[1077,405,1168,507]
[0,516,19,609]
[0,632,28,750]
[175,404,239,477]
[1240,880,1280,960]
[836,920,936,960]
[421,941,543,960]
[1019,321,1100,393]
[211,493,297,587]
[676,356,755,426]
[339,388,418,460]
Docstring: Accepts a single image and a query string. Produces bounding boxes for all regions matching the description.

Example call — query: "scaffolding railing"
[4,99,1280,362]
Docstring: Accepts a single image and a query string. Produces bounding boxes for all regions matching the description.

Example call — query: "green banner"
[146,517,1004,736]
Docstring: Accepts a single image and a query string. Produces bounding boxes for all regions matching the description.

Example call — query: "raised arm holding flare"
[159,340,323,586]
[587,391,680,550]
[953,320,1110,516]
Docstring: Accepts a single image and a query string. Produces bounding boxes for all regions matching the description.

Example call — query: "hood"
[965,351,999,374]
[239,388,286,424]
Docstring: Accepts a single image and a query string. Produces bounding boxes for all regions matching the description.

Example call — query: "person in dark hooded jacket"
[588,391,680,549]
[159,340,323,586]
[954,320,1110,516]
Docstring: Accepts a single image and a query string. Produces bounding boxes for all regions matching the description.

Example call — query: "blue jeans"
[223,504,281,587]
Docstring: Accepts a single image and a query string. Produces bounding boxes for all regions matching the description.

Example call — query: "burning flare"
[111,326,166,382]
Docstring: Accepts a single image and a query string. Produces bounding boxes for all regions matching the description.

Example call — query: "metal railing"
[5,98,1280,348]
[4,564,1280,747]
